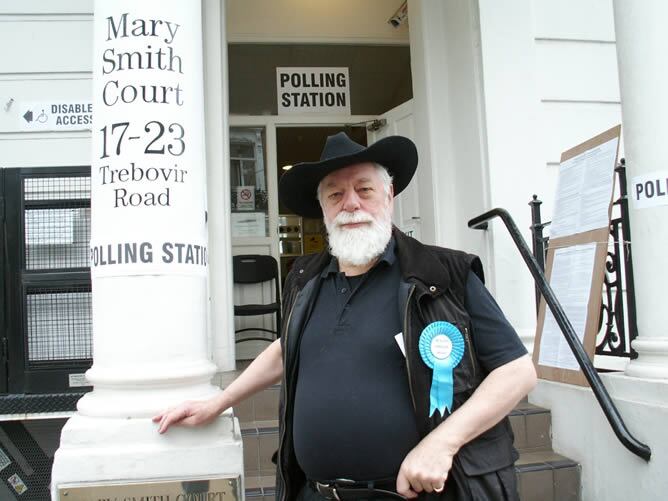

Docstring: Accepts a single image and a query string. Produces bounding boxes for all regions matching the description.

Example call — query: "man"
[154,132,537,500]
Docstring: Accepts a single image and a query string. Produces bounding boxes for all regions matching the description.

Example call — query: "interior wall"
[226,0,409,44]
[228,44,412,116]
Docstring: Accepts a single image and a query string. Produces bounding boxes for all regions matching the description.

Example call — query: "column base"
[51,411,243,500]
[625,337,668,379]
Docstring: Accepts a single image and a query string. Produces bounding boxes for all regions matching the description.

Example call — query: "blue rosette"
[418,321,465,418]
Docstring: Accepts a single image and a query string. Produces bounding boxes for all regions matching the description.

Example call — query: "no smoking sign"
[236,186,255,210]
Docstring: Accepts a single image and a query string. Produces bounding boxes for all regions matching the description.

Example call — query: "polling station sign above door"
[277,67,350,115]
[19,101,93,131]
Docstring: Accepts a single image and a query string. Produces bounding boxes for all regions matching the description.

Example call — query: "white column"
[204,0,236,373]
[614,0,668,379]
[51,1,242,497]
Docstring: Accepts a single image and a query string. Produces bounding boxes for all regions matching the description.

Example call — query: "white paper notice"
[231,212,266,237]
[549,137,618,238]
[538,243,597,371]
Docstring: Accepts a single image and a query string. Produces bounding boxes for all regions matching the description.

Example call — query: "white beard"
[325,208,392,267]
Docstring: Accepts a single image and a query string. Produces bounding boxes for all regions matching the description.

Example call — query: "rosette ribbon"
[418,321,465,418]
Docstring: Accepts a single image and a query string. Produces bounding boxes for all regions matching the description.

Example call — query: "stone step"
[241,420,279,480]
[245,473,276,501]
[516,451,580,501]
[509,401,552,453]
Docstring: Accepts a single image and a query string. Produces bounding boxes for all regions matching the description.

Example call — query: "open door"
[367,100,421,240]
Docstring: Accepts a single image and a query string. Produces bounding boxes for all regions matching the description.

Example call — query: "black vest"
[277,228,519,501]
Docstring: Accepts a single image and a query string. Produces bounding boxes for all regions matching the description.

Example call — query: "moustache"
[333,211,375,227]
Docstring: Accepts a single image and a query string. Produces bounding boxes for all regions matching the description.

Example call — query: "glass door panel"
[229,127,268,238]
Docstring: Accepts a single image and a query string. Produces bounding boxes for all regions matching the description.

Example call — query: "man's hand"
[396,355,537,497]
[152,340,283,435]
[396,433,457,498]
[152,398,222,434]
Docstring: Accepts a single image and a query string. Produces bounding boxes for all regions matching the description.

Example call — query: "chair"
[233,254,281,344]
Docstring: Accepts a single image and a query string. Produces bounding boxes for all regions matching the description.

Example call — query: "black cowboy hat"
[278,131,418,218]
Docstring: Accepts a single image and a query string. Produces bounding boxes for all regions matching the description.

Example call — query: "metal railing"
[468,208,651,461]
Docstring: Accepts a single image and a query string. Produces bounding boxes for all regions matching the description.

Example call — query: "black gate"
[2,166,93,398]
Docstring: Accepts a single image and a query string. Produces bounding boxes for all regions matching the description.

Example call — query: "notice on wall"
[549,137,618,239]
[236,186,255,211]
[631,171,668,209]
[538,243,597,371]
[277,67,350,115]
[534,125,620,386]
[19,101,93,132]
[89,5,208,277]
[231,212,266,238]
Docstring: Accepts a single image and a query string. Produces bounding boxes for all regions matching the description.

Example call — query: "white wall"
[476,0,623,347]
[532,376,666,500]
[476,0,543,345]
[407,0,491,267]
[0,2,93,167]
[532,0,623,220]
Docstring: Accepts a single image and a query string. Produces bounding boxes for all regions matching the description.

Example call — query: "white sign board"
[231,212,266,237]
[549,137,618,239]
[19,101,93,131]
[631,171,668,209]
[277,67,350,115]
[89,7,208,277]
[538,243,597,371]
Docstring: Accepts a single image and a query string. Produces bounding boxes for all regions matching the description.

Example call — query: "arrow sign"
[23,110,33,123]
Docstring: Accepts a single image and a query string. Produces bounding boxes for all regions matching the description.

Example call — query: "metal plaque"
[57,476,240,501]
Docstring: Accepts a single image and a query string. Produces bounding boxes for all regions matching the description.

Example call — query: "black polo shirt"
[292,240,527,482]
[292,239,418,481]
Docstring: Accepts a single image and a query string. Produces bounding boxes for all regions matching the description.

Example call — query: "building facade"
[0,1,666,499]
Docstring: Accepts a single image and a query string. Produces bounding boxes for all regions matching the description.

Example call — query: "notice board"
[533,125,621,386]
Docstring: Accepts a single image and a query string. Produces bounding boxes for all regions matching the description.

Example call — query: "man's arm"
[153,338,283,433]
[396,354,537,498]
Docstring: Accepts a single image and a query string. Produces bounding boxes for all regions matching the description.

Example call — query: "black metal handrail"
[468,208,651,461]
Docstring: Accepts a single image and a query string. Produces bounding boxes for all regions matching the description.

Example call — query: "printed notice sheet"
[549,137,618,238]
[231,212,266,237]
[538,243,597,371]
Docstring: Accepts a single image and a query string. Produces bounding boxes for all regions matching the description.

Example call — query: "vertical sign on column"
[90,4,208,278]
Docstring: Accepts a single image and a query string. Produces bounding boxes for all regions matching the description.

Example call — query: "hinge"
[0,338,7,363]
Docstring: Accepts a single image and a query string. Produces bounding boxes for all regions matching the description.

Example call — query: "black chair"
[233,254,281,344]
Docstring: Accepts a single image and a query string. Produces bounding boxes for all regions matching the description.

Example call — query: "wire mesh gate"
[1,166,93,499]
